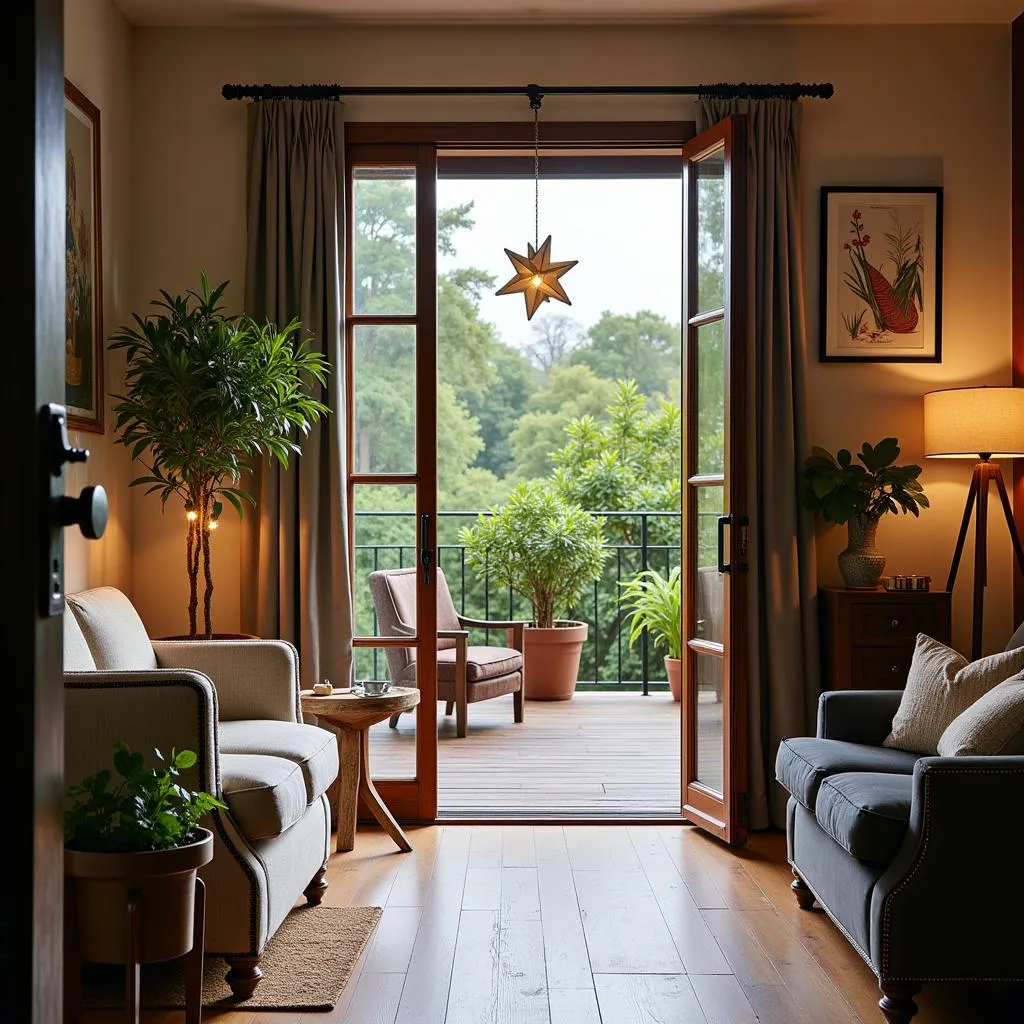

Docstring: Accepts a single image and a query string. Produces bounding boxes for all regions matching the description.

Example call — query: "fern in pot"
[619,565,682,701]
[460,480,607,700]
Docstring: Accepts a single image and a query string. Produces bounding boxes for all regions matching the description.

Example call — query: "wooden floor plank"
[445,910,499,1024]
[362,907,424,974]
[547,987,602,1024]
[501,866,541,921]
[334,972,404,1024]
[700,908,782,988]
[689,974,758,1024]
[462,867,502,911]
[593,974,708,1024]
[496,919,549,1024]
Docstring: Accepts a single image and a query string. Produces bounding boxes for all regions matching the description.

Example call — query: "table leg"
[125,892,142,1024]
[358,729,412,852]
[336,726,361,853]
[184,877,206,1024]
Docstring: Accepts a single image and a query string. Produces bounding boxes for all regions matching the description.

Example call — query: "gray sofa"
[776,626,1024,1024]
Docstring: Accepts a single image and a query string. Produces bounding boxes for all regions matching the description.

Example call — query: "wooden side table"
[300,686,420,853]
[819,587,952,691]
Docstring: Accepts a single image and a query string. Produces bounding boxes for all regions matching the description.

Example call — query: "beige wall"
[124,22,1013,655]
[63,0,137,608]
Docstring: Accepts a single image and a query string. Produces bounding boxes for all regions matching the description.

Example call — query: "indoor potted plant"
[460,480,607,700]
[802,436,929,589]
[109,273,330,638]
[618,565,682,701]
[63,740,225,968]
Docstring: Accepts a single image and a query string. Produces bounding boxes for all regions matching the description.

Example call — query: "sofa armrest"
[152,638,300,723]
[870,755,1024,981]
[816,689,902,745]
[64,669,220,798]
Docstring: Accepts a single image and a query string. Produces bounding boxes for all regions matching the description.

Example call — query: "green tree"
[570,310,680,397]
[524,313,587,376]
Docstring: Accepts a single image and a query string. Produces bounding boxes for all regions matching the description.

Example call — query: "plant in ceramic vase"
[802,437,929,589]
[109,274,330,638]
[460,480,607,700]
[618,566,682,701]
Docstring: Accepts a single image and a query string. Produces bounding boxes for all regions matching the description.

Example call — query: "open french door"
[680,115,749,845]
[345,143,438,824]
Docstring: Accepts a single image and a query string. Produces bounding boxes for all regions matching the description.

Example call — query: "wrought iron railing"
[353,510,690,693]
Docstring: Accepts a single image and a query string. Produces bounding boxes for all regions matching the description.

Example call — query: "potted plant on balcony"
[618,565,682,701]
[63,741,226,970]
[109,273,330,638]
[802,436,929,589]
[461,480,607,700]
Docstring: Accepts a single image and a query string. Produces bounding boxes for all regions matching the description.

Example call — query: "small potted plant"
[109,273,331,639]
[618,565,682,701]
[460,480,607,700]
[802,437,929,589]
[63,741,226,967]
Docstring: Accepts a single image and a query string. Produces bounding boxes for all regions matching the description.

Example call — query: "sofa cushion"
[66,586,158,671]
[436,646,523,683]
[814,771,913,865]
[219,720,338,804]
[883,634,1024,755]
[775,737,919,811]
[937,672,1024,756]
[63,603,97,670]
[220,752,308,840]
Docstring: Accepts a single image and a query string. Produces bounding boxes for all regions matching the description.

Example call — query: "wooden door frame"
[1013,13,1024,627]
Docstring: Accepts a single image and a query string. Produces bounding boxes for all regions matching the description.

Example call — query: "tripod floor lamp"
[924,386,1024,660]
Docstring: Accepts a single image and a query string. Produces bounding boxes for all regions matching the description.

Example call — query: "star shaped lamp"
[496,235,578,321]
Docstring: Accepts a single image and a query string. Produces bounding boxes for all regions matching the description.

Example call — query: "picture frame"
[64,79,104,432]
[819,186,942,363]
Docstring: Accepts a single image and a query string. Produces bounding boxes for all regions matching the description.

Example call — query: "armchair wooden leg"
[513,683,524,723]
[879,981,921,1024]
[456,698,468,738]
[304,864,328,906]
[389,712,402,729]
[445,701,455,716]
[224,954,264,1000]
[791,869,816,910]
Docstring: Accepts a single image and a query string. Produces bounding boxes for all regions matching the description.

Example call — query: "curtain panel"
[241,99,353,688]
[697,97,821,829]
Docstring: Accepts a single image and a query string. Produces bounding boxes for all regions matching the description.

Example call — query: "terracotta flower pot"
[516,620,588,701]
[64,828,213,964]
[664,656,682,702]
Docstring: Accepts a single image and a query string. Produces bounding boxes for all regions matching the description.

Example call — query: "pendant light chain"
[533,105,540,250]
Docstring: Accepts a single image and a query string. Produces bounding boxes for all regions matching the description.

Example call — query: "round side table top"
[299,685,419,722]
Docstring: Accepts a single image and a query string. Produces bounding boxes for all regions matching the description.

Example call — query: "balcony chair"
[367,567,526,737]
[63,586,338,1000]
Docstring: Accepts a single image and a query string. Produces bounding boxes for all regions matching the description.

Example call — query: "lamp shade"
[923,387,1024,458]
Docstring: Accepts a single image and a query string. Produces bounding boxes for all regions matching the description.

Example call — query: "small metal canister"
[884,574,931,592]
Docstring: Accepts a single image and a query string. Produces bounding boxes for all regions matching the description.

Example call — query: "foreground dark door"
[680,115,750,846]
[6,1,67,1020]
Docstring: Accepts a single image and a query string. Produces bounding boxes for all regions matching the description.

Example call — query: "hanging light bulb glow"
[496,94,578,321]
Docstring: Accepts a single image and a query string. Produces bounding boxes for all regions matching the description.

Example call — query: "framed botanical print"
[819,186,942,362]
[64,79,104,431]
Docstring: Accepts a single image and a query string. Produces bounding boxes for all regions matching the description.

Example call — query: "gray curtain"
[241,99,353,689]
[697,98,820,829]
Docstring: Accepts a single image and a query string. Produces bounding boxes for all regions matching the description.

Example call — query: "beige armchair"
[63,586,338,1000]
[367,567,526,737]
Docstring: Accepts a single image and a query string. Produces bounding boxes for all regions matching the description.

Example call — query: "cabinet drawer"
[850,601,942,646]
[851,647,914,688]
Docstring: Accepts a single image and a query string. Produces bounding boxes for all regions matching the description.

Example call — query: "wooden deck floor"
[367,690,722,818]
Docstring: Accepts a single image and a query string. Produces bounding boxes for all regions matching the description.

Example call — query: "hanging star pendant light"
[496,235,579,321]
[496,91,578,321]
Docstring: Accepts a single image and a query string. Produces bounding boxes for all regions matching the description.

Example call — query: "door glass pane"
[365,640,418,780]
[353,167,416,315]
[695,485,724,645]
[696,318,725,477]
[696,146,726,314]
[354,324,416,473]
[694,651,724,793]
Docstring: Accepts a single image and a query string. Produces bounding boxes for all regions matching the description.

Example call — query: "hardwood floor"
[78,825,1022,1023]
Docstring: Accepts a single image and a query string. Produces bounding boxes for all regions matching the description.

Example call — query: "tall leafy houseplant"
[110,274,330,638]
[460,481,607,700]
[802,437,928,588]
[618,566,682,701]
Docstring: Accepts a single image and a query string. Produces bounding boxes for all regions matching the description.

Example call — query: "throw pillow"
[937,672,1024,756]
[882,634,1024,755]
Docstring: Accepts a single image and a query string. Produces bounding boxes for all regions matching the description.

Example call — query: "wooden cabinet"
[819,587,952,691]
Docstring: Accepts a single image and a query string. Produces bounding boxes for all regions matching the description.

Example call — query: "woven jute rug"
[82,904,382,1011]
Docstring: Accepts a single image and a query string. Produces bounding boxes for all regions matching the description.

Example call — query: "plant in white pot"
[460,480,607,700]
[109,273,330,638]
[802,437,929,590]
[63,741,226,975]
[618,565,682,701]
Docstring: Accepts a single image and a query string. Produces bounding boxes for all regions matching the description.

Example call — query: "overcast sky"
[436,178,683,353]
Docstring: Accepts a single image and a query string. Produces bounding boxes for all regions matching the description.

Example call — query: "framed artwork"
[819,186,942,363]
[64,79,104,432]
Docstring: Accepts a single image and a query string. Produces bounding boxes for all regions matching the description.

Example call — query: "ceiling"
[113,0,1024,27]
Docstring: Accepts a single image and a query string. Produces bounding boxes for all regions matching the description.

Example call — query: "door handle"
[420,513,432,584]
[717,515,732,574]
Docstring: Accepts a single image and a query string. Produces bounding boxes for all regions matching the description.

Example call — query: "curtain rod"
[221,82,834,103]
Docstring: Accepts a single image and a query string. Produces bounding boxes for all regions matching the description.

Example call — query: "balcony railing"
[354,510,690,693]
